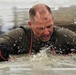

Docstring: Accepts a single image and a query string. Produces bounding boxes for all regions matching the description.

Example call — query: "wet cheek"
[37,31,42,36]
[49,29,53,33]
[34,30,42,36]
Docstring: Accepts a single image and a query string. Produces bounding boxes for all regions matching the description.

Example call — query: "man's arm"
[55,26,76,48]
[0,28,26,61]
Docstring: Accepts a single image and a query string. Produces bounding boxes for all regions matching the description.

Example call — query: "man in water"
[0,4,76,61]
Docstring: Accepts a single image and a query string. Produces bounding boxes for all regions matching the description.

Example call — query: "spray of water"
[0,47,76,69]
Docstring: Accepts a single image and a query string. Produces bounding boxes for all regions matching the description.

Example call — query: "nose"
[44,28,49,35]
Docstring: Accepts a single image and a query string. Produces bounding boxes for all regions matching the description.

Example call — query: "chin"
[40,35,51,42]
[41,38,50,42]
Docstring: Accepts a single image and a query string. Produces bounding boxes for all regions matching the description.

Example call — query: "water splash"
[0,47,76,70]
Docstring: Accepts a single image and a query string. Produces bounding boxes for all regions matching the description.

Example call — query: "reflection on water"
[0,48,76,75]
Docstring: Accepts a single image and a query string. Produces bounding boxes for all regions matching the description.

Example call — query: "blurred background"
[0,0,76,34]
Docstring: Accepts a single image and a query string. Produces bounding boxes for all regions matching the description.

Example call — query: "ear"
[28,21,33,29]
[28,21,32,27]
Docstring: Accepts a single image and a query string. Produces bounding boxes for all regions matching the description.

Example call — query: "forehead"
[34,13,53,25]
[33,8,53,24]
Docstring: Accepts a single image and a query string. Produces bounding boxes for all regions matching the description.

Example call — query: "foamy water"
[0,48,76,75]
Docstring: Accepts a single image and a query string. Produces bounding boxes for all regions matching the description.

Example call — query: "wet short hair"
[29,4,52,21]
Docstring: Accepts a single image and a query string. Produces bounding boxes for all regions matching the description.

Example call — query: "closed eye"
[47,26,51,28]
[46,25,53,29]
[37,27,45,30]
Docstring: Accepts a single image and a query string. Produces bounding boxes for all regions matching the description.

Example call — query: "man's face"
[29,13,54,42]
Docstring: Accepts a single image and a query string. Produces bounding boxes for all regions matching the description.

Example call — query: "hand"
[0,43,10,61]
